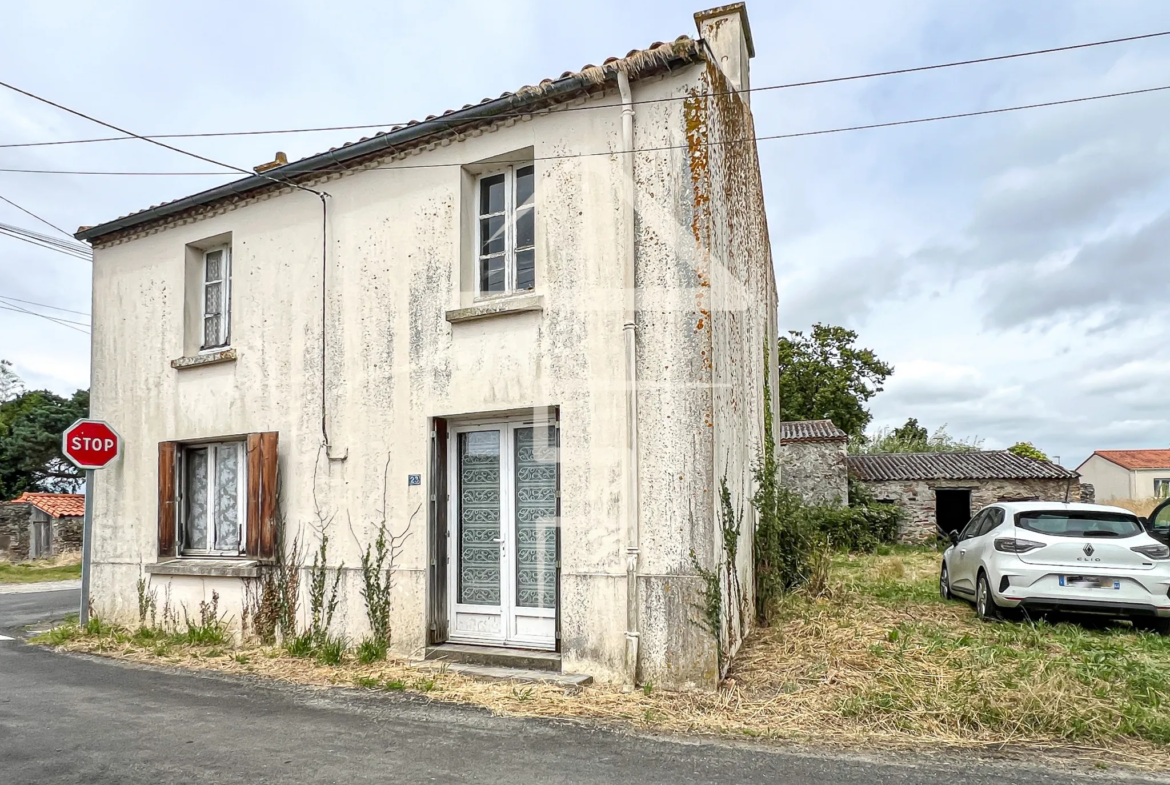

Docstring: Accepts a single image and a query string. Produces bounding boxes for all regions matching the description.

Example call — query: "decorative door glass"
[459,431,502,605]
[514,426,557,609]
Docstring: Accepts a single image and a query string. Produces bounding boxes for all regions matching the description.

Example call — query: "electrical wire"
[0,302,89,333]
[0,194,72,237]
[0,223,92,260]
[0,82,1165,178]
[1,29,1167,150]
[0,221,90,253]
[0,294,89,316]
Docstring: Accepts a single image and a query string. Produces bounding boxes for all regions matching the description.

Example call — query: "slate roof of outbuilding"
[76,36,704,243]
[1081,449,1170,471]
[9,492,86,518]
[846,451,1078,482]
[778,420,848,443]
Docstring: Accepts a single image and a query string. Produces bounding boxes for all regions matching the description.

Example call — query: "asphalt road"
[1,589,1166,785]
[0,584,78,635]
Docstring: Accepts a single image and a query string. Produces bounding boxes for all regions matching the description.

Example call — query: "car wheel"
[975,571,998,621]
[940,563,953,601]
[1137,617,1170,636]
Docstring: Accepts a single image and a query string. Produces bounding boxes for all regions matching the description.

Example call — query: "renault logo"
[1083,544,1095,557]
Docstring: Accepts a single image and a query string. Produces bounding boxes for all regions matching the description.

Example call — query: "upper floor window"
[476,165,535,296]
[202,246,231,350]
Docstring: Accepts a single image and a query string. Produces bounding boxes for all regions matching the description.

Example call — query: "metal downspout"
[618,68,641,688]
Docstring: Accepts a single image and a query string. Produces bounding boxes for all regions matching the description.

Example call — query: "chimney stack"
[694,4,755,104]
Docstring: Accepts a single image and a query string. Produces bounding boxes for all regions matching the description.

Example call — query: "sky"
[1,0,1168,468]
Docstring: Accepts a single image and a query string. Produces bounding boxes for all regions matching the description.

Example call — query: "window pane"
[515,249,535,291]
[205,250,222,282]
[204,280,222,316]
[480,174,505,215]
[515,166,534,209]
[203,314,222,349]
[514,426,557,609]
[459,431,501,605]
[480,215,505,256]
[481,255,505,293]
[214,445,241,552]
[184,449,209,551]
[515,206,534,250]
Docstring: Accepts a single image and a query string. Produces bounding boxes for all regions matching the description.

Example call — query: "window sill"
[146,558,260,578]
[171,348,237,370]
[445,294,544,324]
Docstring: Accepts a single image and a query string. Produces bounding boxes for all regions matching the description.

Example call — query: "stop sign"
[62,419,122,470]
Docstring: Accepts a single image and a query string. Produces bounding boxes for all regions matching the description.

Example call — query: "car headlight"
[1130,543,1170,560]
[994,537,1046,554]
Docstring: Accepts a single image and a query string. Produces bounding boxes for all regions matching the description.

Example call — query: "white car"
[940,501,1170,634]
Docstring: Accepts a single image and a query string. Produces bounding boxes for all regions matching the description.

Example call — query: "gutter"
[75,42,700,243]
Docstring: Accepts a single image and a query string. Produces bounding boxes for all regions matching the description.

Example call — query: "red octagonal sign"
[62,419,122,470]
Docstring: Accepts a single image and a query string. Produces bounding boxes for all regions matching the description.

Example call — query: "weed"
[512,686,535,702]
[314,634,348,666]
[233,653,250,665]
[413,677,436,693]
[354,675,380,689]
[642,682,654,697]
[152,643,171,657]
[356,636,388,664]
[33,623,80,646]
[136,577,158,629]
[383,678,406,691]
[285,632,314,658]
[308,533,343,648]
[178,593,230,645]
[360,523,395,646]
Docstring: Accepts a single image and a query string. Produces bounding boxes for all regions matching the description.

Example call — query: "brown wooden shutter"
[157,442,178,556]
[245,431,279,560]
[428,418,449,644]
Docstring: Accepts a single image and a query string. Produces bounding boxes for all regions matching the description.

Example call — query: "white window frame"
[474,165,535,298]
[1155,479,1170,498]
[179,441,247,557]
[200,245,231,351]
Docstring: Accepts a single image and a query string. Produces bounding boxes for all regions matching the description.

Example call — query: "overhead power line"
[0,194,72,237]
[0,83,1165,178]
[0,294,89,316]
[0,221,93,260]
[0,301,89,333]
[0,29,1166,150]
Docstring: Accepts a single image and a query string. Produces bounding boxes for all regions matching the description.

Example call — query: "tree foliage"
[776,324,893,439]
[0,362,89,498]
[851,419,983,455]
[1008,441,1049,462]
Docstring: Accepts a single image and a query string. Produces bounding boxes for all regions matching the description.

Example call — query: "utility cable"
[1,29,1167,150]
[0,301,89,333]
[0,194,72,237]
[0,224,92,260]
[0,82,1166,178]
[0,294,89,316]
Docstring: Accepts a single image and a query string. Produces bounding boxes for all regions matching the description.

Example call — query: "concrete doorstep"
[411,660,593,688]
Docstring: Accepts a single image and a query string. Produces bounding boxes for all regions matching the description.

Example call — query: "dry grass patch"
[1110,498,1163,517]
[33,547,1170,771]
[0,551,82,583]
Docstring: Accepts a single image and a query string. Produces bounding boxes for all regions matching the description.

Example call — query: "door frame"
[445,413,559,651]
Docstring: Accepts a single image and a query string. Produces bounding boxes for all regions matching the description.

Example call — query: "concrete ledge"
[171,348,238,370]
[445,295,544,324]
[413,661,592,688]
[425,643,560,672]
[145,559,259,578]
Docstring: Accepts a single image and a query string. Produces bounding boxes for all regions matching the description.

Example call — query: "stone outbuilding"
[778,420,848,505]
[0,492,85,561]
[846,452,1081,542]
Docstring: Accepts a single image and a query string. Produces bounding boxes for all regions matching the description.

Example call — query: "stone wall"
[54,516,83,553]
[779,440,848,506]
[857,477,1080,543]
[0,502,30,561]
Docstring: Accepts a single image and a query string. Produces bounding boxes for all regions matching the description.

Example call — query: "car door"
[1147,499,1170,545]
[968,507,1005,573]
[951,510,988,594]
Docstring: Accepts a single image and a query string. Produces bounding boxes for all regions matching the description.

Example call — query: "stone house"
[0,492,85,561]
[846,452,1081,542]
[75,4,776,689]
[778,420,847,505]
[1075,450,1170,502]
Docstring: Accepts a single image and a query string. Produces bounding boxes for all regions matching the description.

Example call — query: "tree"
[776,324,893,439]
[0,359,22,404]
[1008,441,1049,462]
[851,420,983,455]
[892,417,928,445]
[0,387,90,498]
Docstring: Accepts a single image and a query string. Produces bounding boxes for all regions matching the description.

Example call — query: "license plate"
[1060,576,1121,590]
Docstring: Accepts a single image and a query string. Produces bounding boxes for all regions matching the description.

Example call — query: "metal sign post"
[61,419,121,627]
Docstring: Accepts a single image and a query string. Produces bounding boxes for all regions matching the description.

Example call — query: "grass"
[0,553,82,584]
[28,546,1170,771]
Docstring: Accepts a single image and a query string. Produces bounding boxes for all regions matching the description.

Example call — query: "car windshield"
[1016,510,1143,538]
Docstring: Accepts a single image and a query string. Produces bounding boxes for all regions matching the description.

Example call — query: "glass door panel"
[514,426,557,609]
[458,431,502,606]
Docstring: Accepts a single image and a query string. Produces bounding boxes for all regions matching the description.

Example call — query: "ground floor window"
[181,442,246,555]
[1155,479,1170,498]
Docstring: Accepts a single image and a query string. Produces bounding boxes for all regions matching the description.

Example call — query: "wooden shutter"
[245,431,279,560]
[158,442,178,556]
[428,418,449,644]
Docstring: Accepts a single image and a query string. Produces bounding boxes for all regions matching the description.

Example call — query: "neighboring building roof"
[76,36,705,244]
[9,492,86,518]
[1079,449,1170,471]
[778,419,848,443]
[847,451,1078,482]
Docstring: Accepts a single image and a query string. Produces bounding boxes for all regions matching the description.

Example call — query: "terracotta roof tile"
[778,420,848,443]
[1089,450,1170,471]
[9,492,86,518]
[847,451,1078,482]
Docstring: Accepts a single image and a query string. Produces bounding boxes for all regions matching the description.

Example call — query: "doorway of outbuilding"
[935,489,972,536]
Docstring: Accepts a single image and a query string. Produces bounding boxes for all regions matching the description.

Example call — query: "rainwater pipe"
[617,67,641,688]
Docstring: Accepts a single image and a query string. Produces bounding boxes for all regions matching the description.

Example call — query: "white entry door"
[448,420,558,650]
